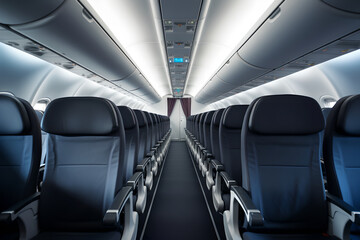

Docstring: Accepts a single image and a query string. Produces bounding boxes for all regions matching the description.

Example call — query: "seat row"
[185,94,360,240]
[0,94,171,240]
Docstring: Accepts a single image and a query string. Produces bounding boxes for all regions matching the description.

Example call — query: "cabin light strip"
[185,0,277,97]
[79,0,171,97]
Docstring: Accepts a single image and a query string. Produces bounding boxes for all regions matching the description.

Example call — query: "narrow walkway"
[142,141,218,240]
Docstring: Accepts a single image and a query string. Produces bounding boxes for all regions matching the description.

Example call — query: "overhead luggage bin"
[0,0,64,25]
[237,0,360,69]
[196,54,270,103]
[217,53,270,86]
[0,0,162,103]
[9,1,135,81]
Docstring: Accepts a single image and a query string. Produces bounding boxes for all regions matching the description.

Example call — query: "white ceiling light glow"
[184,0,279,97]
[79,0,172,97]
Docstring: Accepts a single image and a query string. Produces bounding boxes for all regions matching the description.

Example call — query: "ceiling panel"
[160,0,202,97]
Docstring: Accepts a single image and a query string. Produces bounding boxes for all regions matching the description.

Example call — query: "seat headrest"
[134,110,146,128]
[117,106,137,130]
[0,94,30,135]
[213,109,225,127]
[249,95,324,135]
[337,95,360,136]
[222,105,248,129]
[42,97,119,136]
[204,111,215,125]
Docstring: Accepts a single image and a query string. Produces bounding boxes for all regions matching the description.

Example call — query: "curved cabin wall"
[0,42,146,109]
[206,50,360,112]
[195,0,360,104]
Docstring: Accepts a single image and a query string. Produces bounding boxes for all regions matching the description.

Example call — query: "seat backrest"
[242,95,326,232]
[189,115,194,134]
[156,114,161,141]
[0,94,41,212]
[144,111,153,150]
[320,108,332,157]
[210,109,225,162]
[150,113,157,146]
[219,105,248,184]
[118,106,139,184]
[199,113,206,145]
[35,110,48,165]
[324,95,360,211]
[134,110,148,163]
[320,107,332,172]
[39,97,125,232]
[203,111,215,151]
[158,115,164,139]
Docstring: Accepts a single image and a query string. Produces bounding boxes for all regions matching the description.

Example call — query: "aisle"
[141,141,218,240]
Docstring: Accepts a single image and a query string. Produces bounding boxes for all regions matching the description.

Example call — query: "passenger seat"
[117,106,147,214]
[211,105,248,212]
[0,94,41,238]
[323,95,360,239]
[223,94,338,240]
[1,97,138,240]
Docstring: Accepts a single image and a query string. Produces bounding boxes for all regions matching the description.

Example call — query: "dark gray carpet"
[142,141,218,240]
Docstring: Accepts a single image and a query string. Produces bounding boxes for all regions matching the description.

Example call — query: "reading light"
[79,0,172,97]
[185,0,279,97]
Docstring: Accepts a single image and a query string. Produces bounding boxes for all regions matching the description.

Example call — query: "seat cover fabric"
[242,95,327,232]
[144,112,154,151]
[198,113,206,146]
[38,97,125,232]
[210,109,225,163]
[219,105,248,184]
[134,110,148,163]
[117,106,139,184]
[0,94,41,212]
[323,95,360,233]
[203,111,215,152]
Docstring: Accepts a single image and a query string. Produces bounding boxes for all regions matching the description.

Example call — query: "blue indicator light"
[174,58,184,63]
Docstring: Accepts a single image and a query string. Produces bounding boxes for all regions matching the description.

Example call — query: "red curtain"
[167,98,177,117]
[167,97,192,117]
[180,98,191,117]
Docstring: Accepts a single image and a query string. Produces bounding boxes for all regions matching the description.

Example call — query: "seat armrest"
[231,186,264,227]
[103,186,132,226]
[220,171,237,188]
[126,172,143,190]
[37,164,46,191]
[146,150,155,157]
[201,149,214,159]
[206,152,214,159]
[0,192,40,223]
[136,157,151,172]
[327,193,360,225]
[211,159,224,171]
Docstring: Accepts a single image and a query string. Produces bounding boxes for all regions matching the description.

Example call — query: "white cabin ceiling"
[0,0,359,104]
